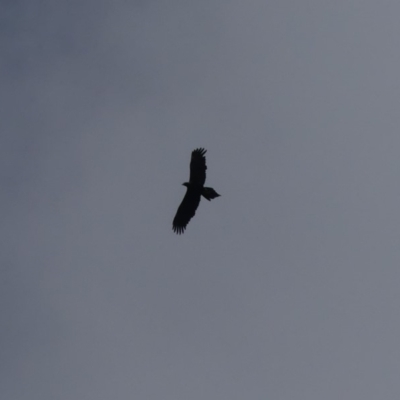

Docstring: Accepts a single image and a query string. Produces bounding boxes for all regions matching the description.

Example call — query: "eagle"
[173,148,220,234]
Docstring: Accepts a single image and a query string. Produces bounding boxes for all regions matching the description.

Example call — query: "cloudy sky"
[2,1,400,399]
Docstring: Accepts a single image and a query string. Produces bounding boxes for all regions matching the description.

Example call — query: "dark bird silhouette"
[173,148,220,234]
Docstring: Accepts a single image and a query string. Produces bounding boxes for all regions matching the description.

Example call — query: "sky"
[2,1,400,399]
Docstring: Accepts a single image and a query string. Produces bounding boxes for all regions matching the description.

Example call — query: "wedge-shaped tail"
[201,187,220,201]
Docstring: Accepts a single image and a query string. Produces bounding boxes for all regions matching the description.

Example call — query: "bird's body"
[172,148,220,234]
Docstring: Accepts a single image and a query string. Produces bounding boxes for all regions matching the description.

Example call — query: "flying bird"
[173,148,220,234]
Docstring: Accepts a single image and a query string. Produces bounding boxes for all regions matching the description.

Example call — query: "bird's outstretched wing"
[189,148,207,186]
[172,188,201,234]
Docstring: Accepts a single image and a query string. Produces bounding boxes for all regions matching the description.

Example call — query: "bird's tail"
[201,187,220,201]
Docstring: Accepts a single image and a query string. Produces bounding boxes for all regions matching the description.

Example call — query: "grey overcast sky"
[2,1,400,399]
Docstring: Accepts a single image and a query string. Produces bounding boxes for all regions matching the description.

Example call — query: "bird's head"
[182,182,190,188]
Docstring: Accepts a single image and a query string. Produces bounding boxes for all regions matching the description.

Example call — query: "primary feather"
[189,148,207,186]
